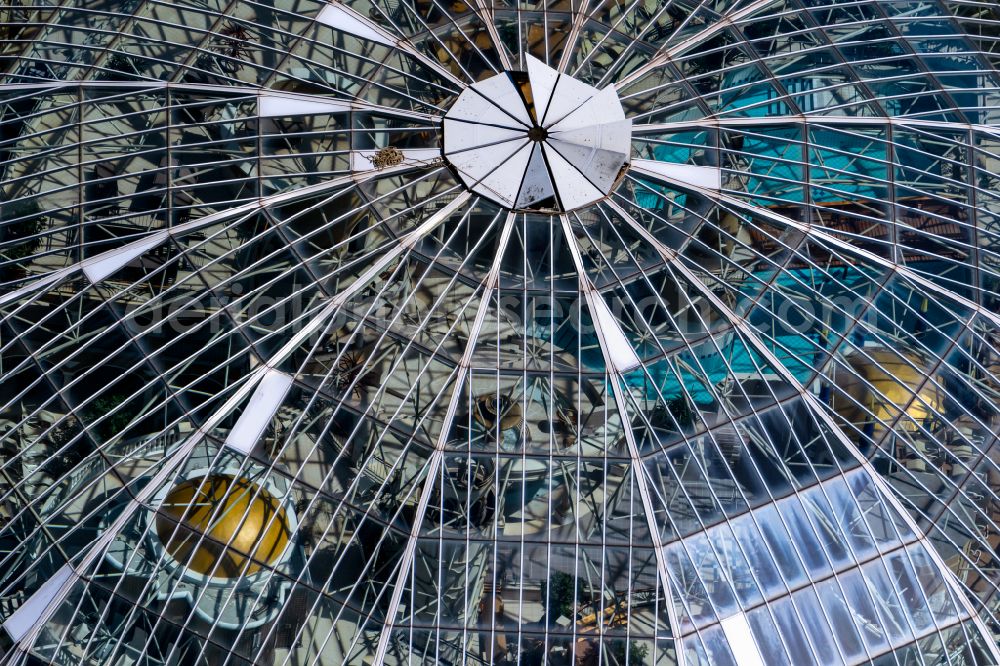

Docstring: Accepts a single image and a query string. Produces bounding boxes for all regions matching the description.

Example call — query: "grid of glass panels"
[0,1,999,665]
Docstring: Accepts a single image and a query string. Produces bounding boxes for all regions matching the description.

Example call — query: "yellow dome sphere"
[156,474,291,579]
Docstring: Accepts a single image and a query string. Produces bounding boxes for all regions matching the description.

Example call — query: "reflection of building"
[2,2,1000,666]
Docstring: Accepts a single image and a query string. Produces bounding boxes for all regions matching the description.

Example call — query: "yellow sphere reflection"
[832,348,941,437]
[156,475,291,579]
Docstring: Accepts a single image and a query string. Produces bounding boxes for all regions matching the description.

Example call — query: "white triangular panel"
[525,54,560,123]
[541,143,605,210]
[316,3,395,46]
[471,142,534,208]
[443,119,526,154]
[548,118,632,155]
[548,85,627,132]
[470,75,532,127]
[632,158,722,190]
[446,86,524,129]
[82,230,170,284]
[547,138,625,192]
[259,92,352,117]
[540,74,598,127]
[448,139,528,185]
[224,369,294,454]
[4,564,76,643]
[588,291,641,373]
[515,143,556,208]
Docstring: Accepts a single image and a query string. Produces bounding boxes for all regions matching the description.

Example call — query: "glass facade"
[0,1,998,665]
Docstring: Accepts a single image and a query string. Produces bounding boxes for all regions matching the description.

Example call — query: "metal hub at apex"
[442,55,631,212]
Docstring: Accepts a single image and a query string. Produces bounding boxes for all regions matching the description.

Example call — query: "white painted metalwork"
[442,56,631,211]
[2,5,999,666]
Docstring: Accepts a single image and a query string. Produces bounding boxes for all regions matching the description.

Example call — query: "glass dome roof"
[0,1,999,665]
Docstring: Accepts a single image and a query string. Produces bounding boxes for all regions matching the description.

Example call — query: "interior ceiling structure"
[0,1,998,665]
[443,55,631,211]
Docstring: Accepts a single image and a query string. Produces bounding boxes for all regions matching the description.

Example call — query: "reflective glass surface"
[1,1,999,665]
